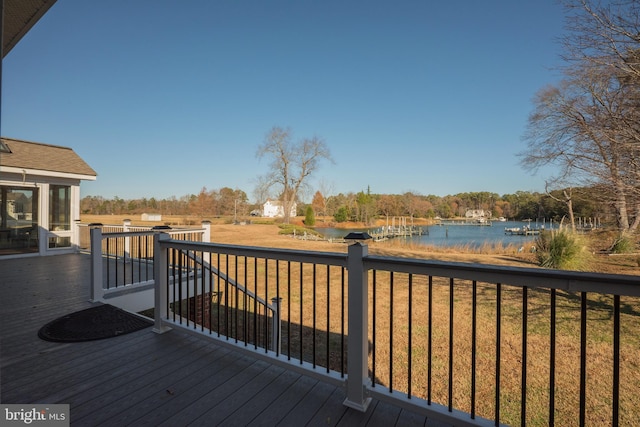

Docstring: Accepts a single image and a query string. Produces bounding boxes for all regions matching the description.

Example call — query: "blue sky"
[3,0,565,202]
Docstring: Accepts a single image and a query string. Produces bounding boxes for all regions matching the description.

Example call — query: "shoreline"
[79,214,639,275]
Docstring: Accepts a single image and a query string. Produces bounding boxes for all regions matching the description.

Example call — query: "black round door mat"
[38,304,153,342]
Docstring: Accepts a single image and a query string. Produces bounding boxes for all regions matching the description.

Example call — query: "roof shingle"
[0,137,97,178]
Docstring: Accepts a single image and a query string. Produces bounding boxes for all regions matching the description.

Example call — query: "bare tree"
[521,0,640,234]
[546,183,576,231]
[256,126,333,223]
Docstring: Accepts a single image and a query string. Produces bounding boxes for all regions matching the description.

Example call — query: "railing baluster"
[276,259,281,354]
[127,235,132,285]
[390,271,394,393]
[264,258,269,353]
[186,250,190,328]
[218,253,222,338]
[613,294,620,427]
[179,249,184,326]
[522,286,528,427]
[120,236,124,287]
[254,257,258,349]
[299,262,303,364]
[549,288,556,426]
[372,269,377,387]
[235,255,239,342]
[106,238,110,288]
[171,248,177,322]
[326,264,330,373]
[201,250,205,332]
[580,292,587,427]
[341,266,345,377]
[471,280,477,419]
[408,273,413,399]
[191,250,195,327]
[448,277,454,412]
[142,235,146,282]
[116,236,121,286]
[427,275,432,404]
[178,251,189,327]
[243,255,248,343]
[224,254,231,340]
[139,235,143,283]
[313,264,317,367]
[287,261,291,360]
[496,282,502,426]
[148,234,153,281]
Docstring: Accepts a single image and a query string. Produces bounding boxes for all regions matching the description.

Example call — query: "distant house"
[465,209,490,220]
[0,137,97,257]
[262,199,297,218]
[141,213,162,222]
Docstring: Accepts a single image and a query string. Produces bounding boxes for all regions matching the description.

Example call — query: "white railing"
[148,232,640,427]
[87,221,211,311]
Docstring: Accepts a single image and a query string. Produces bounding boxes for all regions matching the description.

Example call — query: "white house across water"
[0,137,97,257]
[262,199,297,218]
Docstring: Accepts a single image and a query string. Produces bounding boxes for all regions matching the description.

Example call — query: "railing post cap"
[88,223,103,228]
[344,232,372,244]
[152,225,172,231]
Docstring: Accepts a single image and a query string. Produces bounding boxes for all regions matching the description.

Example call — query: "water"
[316,221,551,249]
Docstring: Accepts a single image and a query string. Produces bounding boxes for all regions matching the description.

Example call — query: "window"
[49,185,71,231]
[0,140,11,153]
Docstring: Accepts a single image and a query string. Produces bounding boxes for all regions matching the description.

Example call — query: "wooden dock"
[369,216,426,241]
[369,225,425,241]
[504,226,541,236]
[435,220,492,227]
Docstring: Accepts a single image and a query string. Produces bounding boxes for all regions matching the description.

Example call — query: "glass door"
[48,185,72,248]
[0,186,39,254]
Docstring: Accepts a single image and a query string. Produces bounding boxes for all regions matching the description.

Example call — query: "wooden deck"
[0,253,449,426]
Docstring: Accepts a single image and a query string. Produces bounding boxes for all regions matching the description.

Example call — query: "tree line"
[81,186,610,225]
[81,187,249,218]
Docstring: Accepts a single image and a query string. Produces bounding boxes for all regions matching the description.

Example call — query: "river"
[315,220,553,249]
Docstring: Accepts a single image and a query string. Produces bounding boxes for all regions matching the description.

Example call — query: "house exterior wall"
[465,209,490,219]
[141,213,162,221]
[262,200,297,218]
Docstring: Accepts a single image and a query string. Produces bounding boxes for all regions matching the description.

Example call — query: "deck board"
[277,380,338,426]
[0,253,449,426]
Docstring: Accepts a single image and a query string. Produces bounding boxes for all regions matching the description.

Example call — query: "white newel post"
[89,224,103,302]
[123,219,131,263]
[201,220,211,242]
[153,232,172,334]
[343,242,372,411]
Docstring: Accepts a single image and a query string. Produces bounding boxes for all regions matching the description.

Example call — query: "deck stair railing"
[151,231,640,427]
[172,247,280,352]
[88,221,211,304]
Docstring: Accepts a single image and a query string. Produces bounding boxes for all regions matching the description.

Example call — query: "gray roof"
[0,137,97,178]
